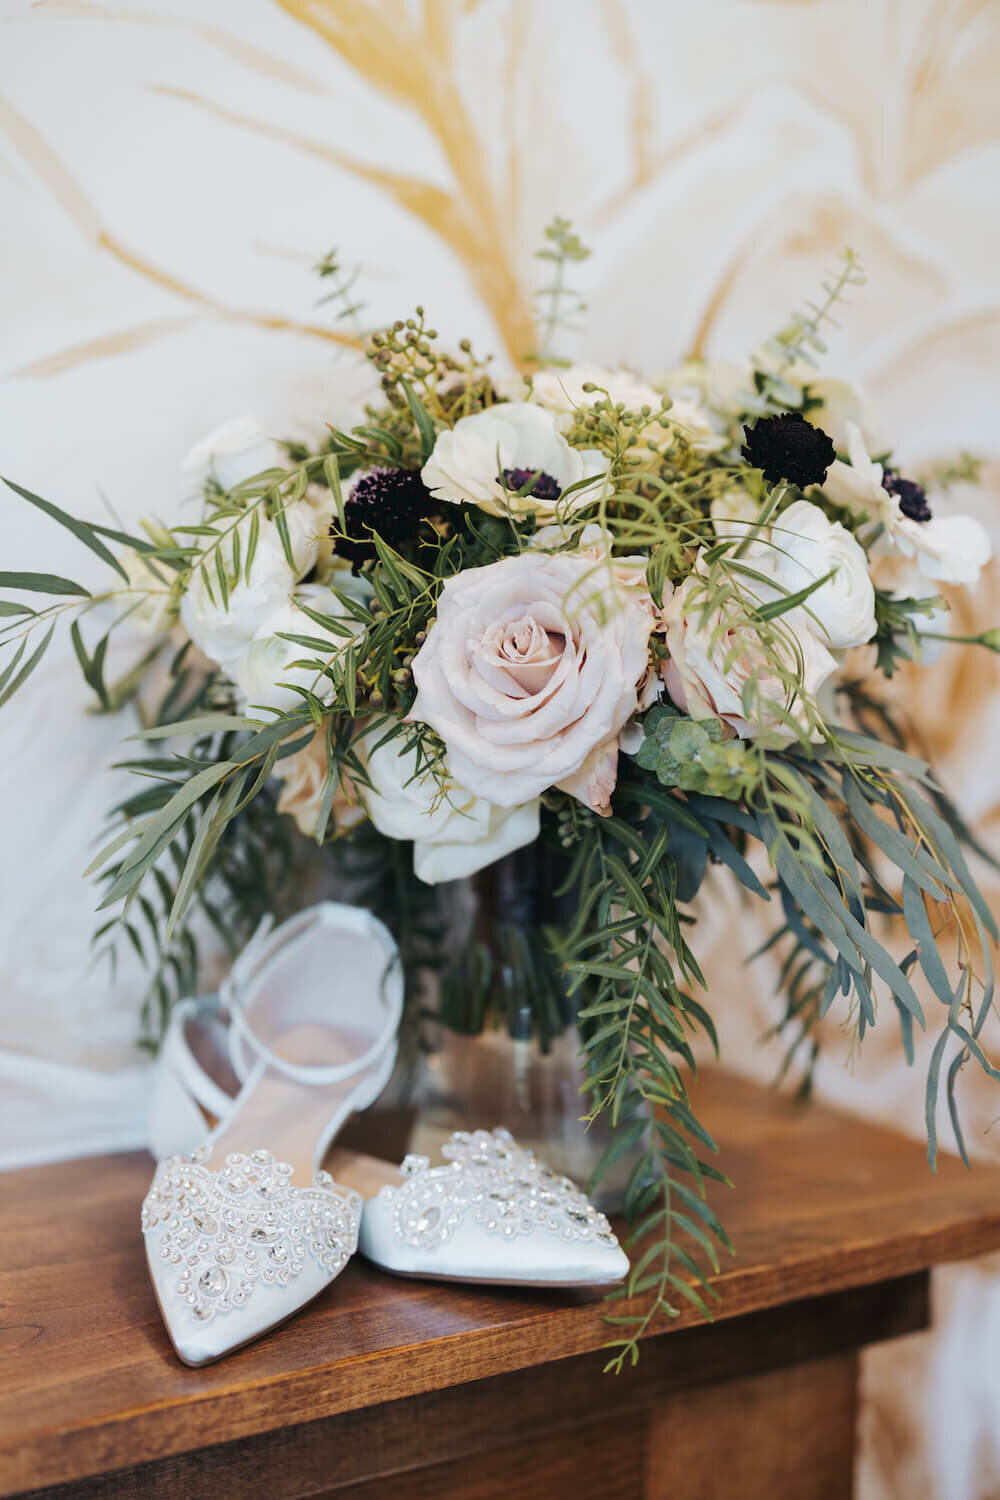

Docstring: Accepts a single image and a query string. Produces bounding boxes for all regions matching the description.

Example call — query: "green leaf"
[397,377,437,461]
[0,570,91,597]
[373,533,432,591]
[83,816,157,877]
[899,786,999,943]
[98,759,235,909]
[925,1027,950,1170]
[70,619,111,711]
[89,522,158,553]
[901,876,954,1009]
[164,776,244,941]
[244,505,261,585]
[128,714,251,741]
[751,569,834,623]
[323,453,345,530]
[353,424,403,459]
[842,774,948,900]
[3,477,130,582]
[230,713,311,766]
[704,826,769,900]
[0,623,54,708]
[946,1049,970,1167]
[272,502,295,569]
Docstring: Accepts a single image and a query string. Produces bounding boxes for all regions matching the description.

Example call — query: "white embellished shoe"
[141,902,403,1367]
[146,923,630,1305]
[356,1127,629,1288]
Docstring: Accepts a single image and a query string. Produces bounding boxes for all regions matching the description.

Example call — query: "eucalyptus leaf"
[3,477,130,582]
[0,571,91,597]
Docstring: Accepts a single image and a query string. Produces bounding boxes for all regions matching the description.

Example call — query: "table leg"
[645,1352,858,1500]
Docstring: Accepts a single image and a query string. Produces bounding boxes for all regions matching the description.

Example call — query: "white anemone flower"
[421,402,607,519]
[822,424,991,586]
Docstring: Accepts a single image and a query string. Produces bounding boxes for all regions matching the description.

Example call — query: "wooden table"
[5,1070,1000,1500]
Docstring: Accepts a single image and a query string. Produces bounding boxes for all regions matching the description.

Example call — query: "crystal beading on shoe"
[141,1146,361,1325]
[378,1128,621,1251]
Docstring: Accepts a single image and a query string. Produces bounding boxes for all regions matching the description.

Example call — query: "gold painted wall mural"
[2,2,999,1494]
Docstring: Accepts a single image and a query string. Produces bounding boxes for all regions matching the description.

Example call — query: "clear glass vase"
[409,1025,638,1213]
[331,834,646,1212]
[407,845,644,1213]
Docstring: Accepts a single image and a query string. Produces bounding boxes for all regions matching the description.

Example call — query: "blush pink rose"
[409,551,654,813]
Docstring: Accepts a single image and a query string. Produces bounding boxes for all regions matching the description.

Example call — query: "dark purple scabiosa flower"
[334,468,435,572]
[500,467,563,503]
[881,468,932,523]
[741,412,837,489]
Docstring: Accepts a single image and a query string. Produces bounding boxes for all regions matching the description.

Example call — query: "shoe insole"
[209,1023,396,1191]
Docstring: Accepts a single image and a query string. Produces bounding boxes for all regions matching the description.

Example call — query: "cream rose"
[767,500,876,650]
[272,726,366,839]
[420,402,607,519]
[409,551,654,812]
[359,729,540,884]
[662,573,837,740]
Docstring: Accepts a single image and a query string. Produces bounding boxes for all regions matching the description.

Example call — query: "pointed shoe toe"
[358,1128,629,1289]
[142,1146,361,1366]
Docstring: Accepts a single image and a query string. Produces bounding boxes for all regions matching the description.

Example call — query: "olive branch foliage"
[2,230,998,1370]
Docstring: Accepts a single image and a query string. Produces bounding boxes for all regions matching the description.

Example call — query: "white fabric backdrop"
[2,2,999,1493]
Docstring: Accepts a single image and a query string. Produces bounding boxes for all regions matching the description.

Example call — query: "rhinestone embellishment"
[378,1128,620,1251]
[141,1146,361,1325]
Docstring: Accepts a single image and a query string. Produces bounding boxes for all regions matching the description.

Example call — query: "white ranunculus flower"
[359,730,540,884]
[179,502,321,674]
[822,424,991,586]
[709,488,759,541]
[509,364,723,452]
[659,395,726,452]
[420,402,607,519]
[182,416,285,492]
[767,500,876,650]
[409,550,654,812]
[233,577,372,714]
[661,572,836,740]
[522,363,663,415]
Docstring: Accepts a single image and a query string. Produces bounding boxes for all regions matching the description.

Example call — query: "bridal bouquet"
[5,228,997,1362]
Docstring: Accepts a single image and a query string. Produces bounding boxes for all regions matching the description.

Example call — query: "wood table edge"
[7,1211,1000,1496]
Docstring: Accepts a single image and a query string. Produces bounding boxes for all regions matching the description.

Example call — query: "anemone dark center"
[501,467,563,502]
[881,469,932,523]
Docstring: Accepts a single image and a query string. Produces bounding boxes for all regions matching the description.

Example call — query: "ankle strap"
[221,904,404,1090]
